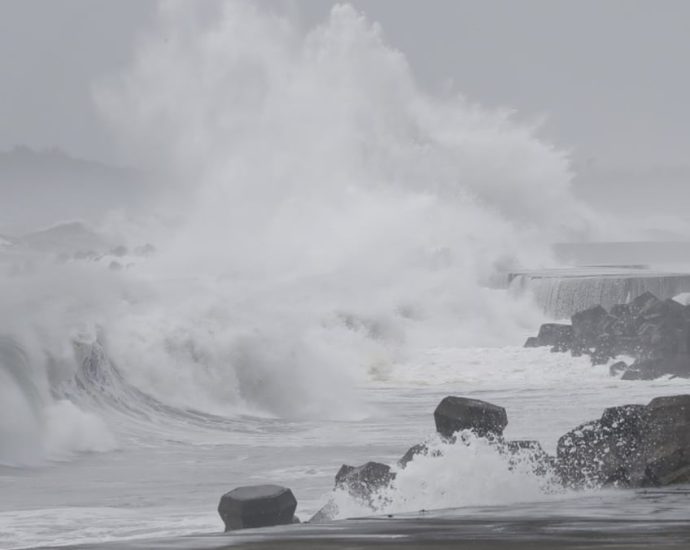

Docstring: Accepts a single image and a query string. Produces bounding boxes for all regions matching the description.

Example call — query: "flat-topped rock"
[218,484,297,531]
[557,395,690,488]
[434,396,508,439]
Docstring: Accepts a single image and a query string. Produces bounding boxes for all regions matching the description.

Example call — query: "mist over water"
[7,5,690,550]
[3,2,595,468]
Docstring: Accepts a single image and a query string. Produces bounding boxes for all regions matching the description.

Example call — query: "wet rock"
[590,333,616,365]
[639,297,684,325]
[335,461,395,500]
[308,500,338,524]
[499,440,555,477]
[571,305,608,348]
[218,485,297,531]
[630,291,662,316]
[524,336,540,348]
[635,395,690,486]
[612,336,639,356]
[538,323,573,351]
[622,355,690,380]
[434,396,508,439]
[523,324,573,351]
[398,443,429,468]
[600,404,647,434]
[609,360,628,376]
[524,291,690,379]
[557,404,646,487]
[310,461,395,523]
[610,303,632,321]
[557,397,690,488]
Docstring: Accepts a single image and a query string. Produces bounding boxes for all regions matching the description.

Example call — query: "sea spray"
[323,432,562,520]
[2,2,595,465]
[96,0,594,383]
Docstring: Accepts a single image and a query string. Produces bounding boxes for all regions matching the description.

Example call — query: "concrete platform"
[508,266,690,319]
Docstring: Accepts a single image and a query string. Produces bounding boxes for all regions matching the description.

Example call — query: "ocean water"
[2,3,689,549]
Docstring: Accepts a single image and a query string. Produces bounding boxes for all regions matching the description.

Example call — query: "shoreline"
[37,507,690,549]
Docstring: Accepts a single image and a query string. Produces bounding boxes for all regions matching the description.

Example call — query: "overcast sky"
[1,0,689,175]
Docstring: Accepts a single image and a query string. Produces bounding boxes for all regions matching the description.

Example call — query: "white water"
[1,3,687,549]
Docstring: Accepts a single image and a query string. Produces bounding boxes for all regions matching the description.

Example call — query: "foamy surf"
[2,3,687,550]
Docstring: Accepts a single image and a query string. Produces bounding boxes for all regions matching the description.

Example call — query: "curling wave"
[2,2,598,466]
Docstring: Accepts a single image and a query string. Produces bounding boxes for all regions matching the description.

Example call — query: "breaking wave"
[325,432,562,520]
[1,2,596,466]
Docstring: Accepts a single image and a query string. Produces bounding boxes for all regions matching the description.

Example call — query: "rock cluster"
[558,395,690,488]
[525,291,690,379]
[310,396,555,523]
[219,393,690,531]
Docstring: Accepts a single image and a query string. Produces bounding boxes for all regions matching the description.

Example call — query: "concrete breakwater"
[509,267,690,319]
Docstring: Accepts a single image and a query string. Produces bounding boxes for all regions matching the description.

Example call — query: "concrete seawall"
[509,267,690,319]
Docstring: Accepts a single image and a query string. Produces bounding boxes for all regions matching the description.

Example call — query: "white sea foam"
[1,2,596,466]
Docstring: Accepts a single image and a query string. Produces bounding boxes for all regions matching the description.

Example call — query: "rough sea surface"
[2,3,689,549]
[3,347,690,549]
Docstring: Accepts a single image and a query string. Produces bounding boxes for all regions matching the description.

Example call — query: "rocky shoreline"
[218,393,690,531]
[524,291,690,379]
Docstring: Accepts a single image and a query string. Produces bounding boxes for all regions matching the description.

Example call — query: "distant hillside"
[17,220,113,253]
[0,146,153,234]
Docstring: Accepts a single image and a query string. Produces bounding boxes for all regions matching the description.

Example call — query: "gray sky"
[1,0,689,176]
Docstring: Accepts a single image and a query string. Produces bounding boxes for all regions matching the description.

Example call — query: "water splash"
[2,2,597,466]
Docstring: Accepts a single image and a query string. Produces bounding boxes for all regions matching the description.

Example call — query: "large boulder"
[523,323,573,351]
[498,439,555,478]
[218,485,297,531]
[522,291,690,378]
[398,443,430,468]
[539,323,573,351]
[434,396,508,439]
[621,355,690,380]
[634,395,690,486]
[629,291,662,317]
[557,405,646,487]
[309,461,394,523]
[557,395,690,488]
[335,461,395,500]
[571,305,608,349]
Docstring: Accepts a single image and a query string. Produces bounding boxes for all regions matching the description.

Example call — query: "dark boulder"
[557,405,646,487]
[308,501,337,524]
[524,336,540,348]
[590,333,616,365]
[398,443,430,468]
[310,461,395,523]
[601,404,647,434]
[609,360,628,376]
[571,305,608,348]
[622,355,690,380]
[612,336,639,356]
[557,396,690,488]
[434,396,508,439]
[537,323,573,351]
[335,461,395,501]
[630,291,662,316]
[635,395,690,486]
[218,485,297,531]
[608,305,638,341]
[523,292,690,378]
[499,439,555,477]
[523,324,573,351]
[638,297,684,325]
